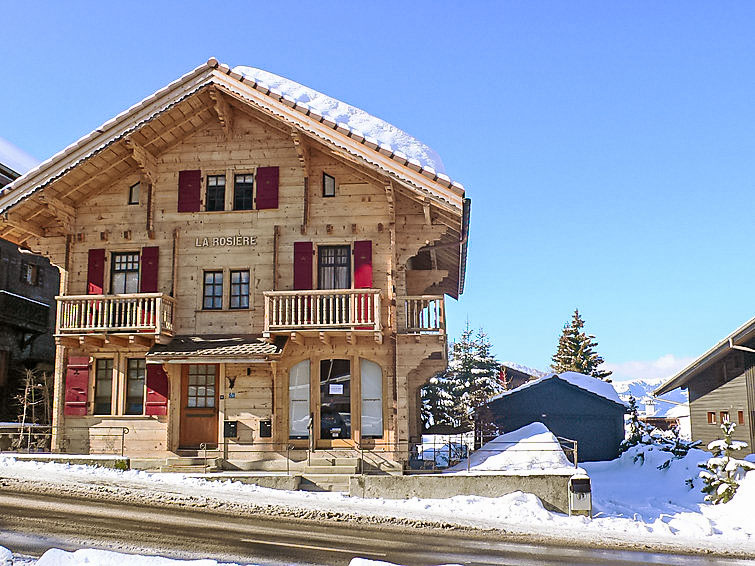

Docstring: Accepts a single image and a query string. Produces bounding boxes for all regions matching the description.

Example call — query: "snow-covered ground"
[0,546,411,566]
[0,450,754,556]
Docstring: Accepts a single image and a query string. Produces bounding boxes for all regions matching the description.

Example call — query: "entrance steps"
[299,456,360,492]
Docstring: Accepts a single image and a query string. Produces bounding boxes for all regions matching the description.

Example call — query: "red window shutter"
[140,246,159,293]
[64,356,89,416]
[145,364,169,416]
[178,170,201,212]
[256,166,279,210]
[87,249,105,294]
[354,240,373,288]
[293,241,313,290]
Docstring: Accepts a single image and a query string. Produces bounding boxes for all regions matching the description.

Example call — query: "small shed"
[476,372,627,462]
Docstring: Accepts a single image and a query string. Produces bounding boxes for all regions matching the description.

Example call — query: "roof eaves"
[0,61,217,215]
[206,58,465,211]
[654,314,755,396]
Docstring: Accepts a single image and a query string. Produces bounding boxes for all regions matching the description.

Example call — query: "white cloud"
[603,354,696,382]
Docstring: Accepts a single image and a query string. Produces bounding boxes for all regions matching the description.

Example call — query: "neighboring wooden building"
[655,318,755,454]
[499,364,541,390]
[0,147,58,421]
[476,372,627,461]
[0,59,469,465]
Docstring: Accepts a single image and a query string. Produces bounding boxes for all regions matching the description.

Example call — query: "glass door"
[319,359,351,441]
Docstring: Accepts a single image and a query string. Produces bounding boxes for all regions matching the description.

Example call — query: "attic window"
[323,173,336,197]
[206,175,226,212]
[128,182,140,205]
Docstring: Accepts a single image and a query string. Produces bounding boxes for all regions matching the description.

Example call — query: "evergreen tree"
[421,323,503,429]
[698,422,755,504]
[551,309,612,380]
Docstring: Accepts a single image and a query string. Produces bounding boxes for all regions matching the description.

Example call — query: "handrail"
[264,289,381,332]
[56,293,176,335]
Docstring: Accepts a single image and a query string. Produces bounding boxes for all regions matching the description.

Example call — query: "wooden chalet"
[0,59,469,467]
[655,317,755,454]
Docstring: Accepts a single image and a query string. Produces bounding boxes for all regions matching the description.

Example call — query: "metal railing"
[264,289,381,332]
[56,293,176,335]
[0,425,130,456]
[400,296,445,333]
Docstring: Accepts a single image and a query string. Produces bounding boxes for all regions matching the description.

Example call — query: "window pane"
[94,359,114,415]
[234,174,254,210]
[112,252,140,294]
[230,270,250,310]
[129,182,140,205]
[203,272,223,310]
[360,359,383,437]
[323,173,335,197]
[125,359,145,415]
[206,175,225,211]
[289,360,310,438]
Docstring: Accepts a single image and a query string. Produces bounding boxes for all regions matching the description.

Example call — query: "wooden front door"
[179,364,219,448]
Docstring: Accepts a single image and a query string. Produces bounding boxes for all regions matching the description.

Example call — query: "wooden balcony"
[264,289,382,342]
[399,296,446,334]
[55,293,176,347]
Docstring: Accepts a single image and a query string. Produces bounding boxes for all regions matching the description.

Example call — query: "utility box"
[259,419,272,438]
[223,420,238,439]
[568,474,592,517]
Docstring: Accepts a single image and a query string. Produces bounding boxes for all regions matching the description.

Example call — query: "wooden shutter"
[145,364,169,416]
[256,166,279,210]
[353,240,373,288]
[293,241,313,290]
[87,249,105,294]
[140,246,159,293]
[177,170,201,212]
[64,356,89,416]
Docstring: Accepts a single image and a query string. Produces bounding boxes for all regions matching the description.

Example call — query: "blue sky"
[3,2,754,380]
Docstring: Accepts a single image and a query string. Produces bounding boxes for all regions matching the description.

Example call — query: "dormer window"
[128,182,140,205]
[323,173,336,197]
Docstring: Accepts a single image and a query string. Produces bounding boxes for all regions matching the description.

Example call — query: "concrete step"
[307,457,360,467]
[303,464,358,475]
[166,456,219,466]
[159,464,219,473]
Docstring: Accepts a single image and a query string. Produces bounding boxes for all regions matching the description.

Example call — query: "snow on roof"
[234,66,446,174]
[0,136,39,176]
[489,371,626,406]
[665,403,690,419]
[445,422,576,473]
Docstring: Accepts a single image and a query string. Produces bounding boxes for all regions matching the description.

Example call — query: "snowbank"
[445,422,575,473]
[233,67,445,174]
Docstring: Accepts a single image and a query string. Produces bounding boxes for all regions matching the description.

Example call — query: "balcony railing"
[264,289,381,332]
[56,293,176,336]
[400,296,445,334]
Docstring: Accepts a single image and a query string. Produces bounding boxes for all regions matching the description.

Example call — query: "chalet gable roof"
[654,314,755,395]
[0,58,465,218]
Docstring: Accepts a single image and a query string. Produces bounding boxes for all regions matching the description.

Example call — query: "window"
[707,412,717,424]
[720,411,730,424]
[128,182,140,205]
[738,410,745,425]
[203,271,223,309]
[318,246,351,290]
[320,359,351,439]
[234,174,254,211]
[230,270,250,309]
[361,359,383,438]
[125,359,146,415]
[111,252,140,294]
[289,360,310,439]
[323,173,335,197]
[93,359,114,415]
[20,262,40,286]
[206,175,226,211]
[187,364,216,408]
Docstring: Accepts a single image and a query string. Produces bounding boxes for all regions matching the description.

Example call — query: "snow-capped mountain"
[612,378,688,417]
[501,362,548,379]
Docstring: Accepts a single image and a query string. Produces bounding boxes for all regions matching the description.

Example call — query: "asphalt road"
[0,490,750,566]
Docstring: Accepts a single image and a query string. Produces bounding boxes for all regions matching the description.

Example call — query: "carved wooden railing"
[56,293,176,336]
[400,296,445,334]
[264,289,381,332]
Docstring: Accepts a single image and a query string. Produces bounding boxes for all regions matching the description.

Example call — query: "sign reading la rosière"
[194,235,257,247]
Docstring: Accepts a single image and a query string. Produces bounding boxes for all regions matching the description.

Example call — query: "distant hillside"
[612,378,688,417]
[501,362,548,379]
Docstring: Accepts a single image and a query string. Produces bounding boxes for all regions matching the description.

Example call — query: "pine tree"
[698,422,755,504]
[421,323,503,429]
[551,308,612,380]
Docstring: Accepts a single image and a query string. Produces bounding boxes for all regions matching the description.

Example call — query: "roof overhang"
[654,314,755,395]
[146,335,287,365]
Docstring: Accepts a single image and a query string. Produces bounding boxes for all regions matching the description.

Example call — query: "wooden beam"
[105,335,130,347]
[55,336,79,348]
[290,332,302,345]
[319,332,330,345]
[423,200,432,226]
[124,137,158,185]
[0,212,45,238]
[129,335,153,347]
[36,193,76,219]
[273,225,280,291]
[80,335,105,348]
[209,87,234,140]
[346,332,354,345]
